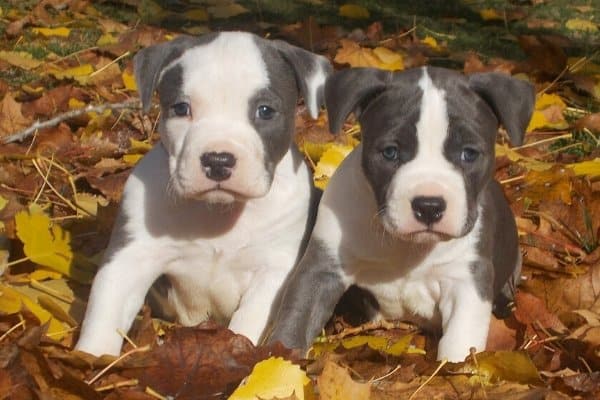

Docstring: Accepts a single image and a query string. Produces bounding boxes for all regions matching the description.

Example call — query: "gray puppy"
[267,66,534,362]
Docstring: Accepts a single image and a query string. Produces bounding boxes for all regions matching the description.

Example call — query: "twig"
[0,319,26,342]
[408,358,448,400]
[85,344,151,385]
[145,386,168,400]
[3,100,141,144]
[30,279,75,303]
[95,379,139,392]
[322,319,414,342]
[370,364,402,383]
[117,328,138,349]
[470,348,488,400]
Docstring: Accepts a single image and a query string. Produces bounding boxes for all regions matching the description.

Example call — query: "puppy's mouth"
[397,229,454,243]
[188,186,252,204]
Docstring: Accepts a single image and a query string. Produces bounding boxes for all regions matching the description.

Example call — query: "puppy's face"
[135,32,330,204]
[360,69,497,241]
[325,66,533,244]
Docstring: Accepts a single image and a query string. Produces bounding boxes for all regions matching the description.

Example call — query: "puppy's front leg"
[437,277,493,362]
[265,239,348,351]
[76,242,166,356]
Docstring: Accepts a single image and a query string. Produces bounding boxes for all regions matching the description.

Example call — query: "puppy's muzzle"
[200,151,237,182]
[411,196,446,226]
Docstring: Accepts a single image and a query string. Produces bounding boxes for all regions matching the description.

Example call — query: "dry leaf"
[313,144,354,189]
[463,351,542,385]
[31,26,70,37]
[334,39,404,71]
[230,357,311,400]
[565,18,598,32]
[318,361,370,400]
[0,50,43,70]
[339,4,370,19]
[0,93,31,138]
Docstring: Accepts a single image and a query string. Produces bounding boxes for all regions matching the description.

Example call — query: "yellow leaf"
[229,357,311,400]
[0,283,66,339]
[463,351,542,385]
[21,84,45,95]
[68,97,86,109]
[479,8,503,21]
[495,143,553,171]
[0,50,43,70]
[74,192,108,217]
[372,47,404,71]
[318,361,370,400]
[97,33,118,46]
[334,40,403,71]
[29,269,62,281]
[301,141,333,164]
[32,26,71,37]
[421,35,440,51]
[565,18,598,32]
[122,70,137,91]
[526,93,569,131]
[48,64,95,85]
[0,195,7,211]
[568,158,600,178]
[129,138,153,153]
[313,144,354,189]
[339,4,370,19]
[123,154,144,165]
[14,205,74,277]
[312,334,420,358]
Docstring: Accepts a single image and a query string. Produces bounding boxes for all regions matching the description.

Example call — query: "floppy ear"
[271,40,333,119]
[324,68,389,134]
[468,73,535,146]
[133,35,202,113]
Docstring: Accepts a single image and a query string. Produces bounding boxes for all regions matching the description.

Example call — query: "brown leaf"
[123,322,294,399]
[0,93,31,138]
[518,35,568,77]
[318,361,371,400]
[575,112,600,133]
[514,291,568,334]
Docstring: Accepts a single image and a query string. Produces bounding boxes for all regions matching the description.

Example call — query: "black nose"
[200,152,236,181]
[411,196,446,226]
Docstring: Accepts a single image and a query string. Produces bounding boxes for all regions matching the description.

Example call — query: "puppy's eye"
[382,146,399,161]
[460,147,479,163]
[172,102,191,117]
[256,105,276,120]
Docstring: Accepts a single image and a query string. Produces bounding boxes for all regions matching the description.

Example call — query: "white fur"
[306,66,327,118]
[313,146,490,362]
[76,33,319,356]
[383,69,467,238]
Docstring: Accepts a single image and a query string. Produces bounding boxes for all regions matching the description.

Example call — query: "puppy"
[266,66,534,362]
[76,32,331,356]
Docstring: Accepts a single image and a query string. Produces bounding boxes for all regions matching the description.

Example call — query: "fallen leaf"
[565,18,598,32]
[318,361,370,400]
[421,35,441,51]
[14,204,75,279]
[527,93,569,131]
[339,4,370,19]
[230,357,311,400]
[479,8,503,21]
[334,40,404,71]
[48,64,95,85]
[313,144,354,189]
[31,26,70,37]
[0,93,31,138]
[207,3,249,19]
[0,50,43,70]
[463,351,542,385]
[122,70,137,91]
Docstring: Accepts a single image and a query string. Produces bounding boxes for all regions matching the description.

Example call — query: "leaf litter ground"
[0,0,599,399]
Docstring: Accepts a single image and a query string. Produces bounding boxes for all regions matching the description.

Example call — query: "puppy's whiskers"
[371,207,392,246]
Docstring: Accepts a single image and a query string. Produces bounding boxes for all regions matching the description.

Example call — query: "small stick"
[95,379,139,392]
[3,100,141,144]
[117,328,138,349]
[85,344,151,385]
[370,364,402,383]
[0,319,26,342]
[145,386,168,400]
[30,278,75,303]
[323,320,414,342]
[470,348,488,400]
[408,358,448,400]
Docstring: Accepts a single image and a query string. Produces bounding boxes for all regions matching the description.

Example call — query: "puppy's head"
[134,32,331,204]
[326,67,534,242]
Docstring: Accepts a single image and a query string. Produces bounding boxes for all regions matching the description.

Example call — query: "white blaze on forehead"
[383,68,468,237]
[180,32,270,117]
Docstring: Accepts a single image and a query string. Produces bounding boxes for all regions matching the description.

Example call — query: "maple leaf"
[313,144,354,189]
[334,39,404,71]
[14,204,74,277]
[0,93,31,137]
[229,357,311,400]
[318,361,370,400]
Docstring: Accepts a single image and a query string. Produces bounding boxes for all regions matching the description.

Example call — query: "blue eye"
[172,102,191,117]
[382,146,399,161]
[461,147,479,163]
[256,105,276,120]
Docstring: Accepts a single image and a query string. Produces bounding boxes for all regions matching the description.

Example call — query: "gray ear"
[324,68,389,134]
[468,73,535,146]
[270,40,332,119]
[133,35,204,113]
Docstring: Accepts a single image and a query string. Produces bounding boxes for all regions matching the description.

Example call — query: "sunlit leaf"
[318,361,370,400]
[527,93,569,131]
[565,18,598,32]
[479,8,503,21]
[15,204,74,276]
[229,357,311,400]
[32,26,71,37]
[48,64,95,85]
[334,39,404,71]
[421,35,441,51]
[97,33,118,46]
[463,351,542,385]
[495,143,553,171]
[313,144,354,189]
[312,334,421,357]
[568,158,600,178]
[0,283,67,339]
[372,47,404,71]
[68,97,86,109]
[0,50,43,70]
[339,4,370,19]
[122,70,137,91]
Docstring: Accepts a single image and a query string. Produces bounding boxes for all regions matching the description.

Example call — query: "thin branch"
[3,99,141,144]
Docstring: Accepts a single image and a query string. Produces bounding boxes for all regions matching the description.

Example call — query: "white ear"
[271,40,332,119]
